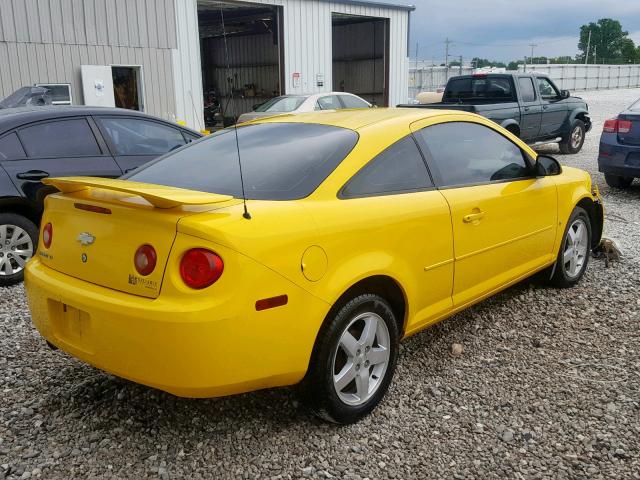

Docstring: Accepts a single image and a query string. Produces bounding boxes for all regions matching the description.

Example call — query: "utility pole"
[459,55,463,75]
[585,30,592,65]
[415,41,419,90]
[593,45,597,65]
[445,37,451,69]
[529,43,537,65]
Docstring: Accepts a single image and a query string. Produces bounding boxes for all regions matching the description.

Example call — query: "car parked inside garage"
[0,106,202,286]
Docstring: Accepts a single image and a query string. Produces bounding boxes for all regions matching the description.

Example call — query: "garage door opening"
[198,0,284,129]
[332,13,389,107]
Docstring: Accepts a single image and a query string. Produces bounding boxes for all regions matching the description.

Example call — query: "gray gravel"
[1,88,640,480]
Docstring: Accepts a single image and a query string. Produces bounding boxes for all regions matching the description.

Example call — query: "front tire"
[604,173,634,189]
[559,120,586,154]
[0,213,38,287]
[549,207,592,288]
[300,294,399,424]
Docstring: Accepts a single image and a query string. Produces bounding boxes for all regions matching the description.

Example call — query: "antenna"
[220,7,251,220]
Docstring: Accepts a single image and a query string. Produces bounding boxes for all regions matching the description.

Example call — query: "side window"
[415,122,531,188]
[339,95,370,109]
[18,118,101,158]
[98,118,186,155]
[317,96,342,110]
[518,77,536,103]
[0,133,27,160]
[341,136,433,198]
[537,77,559,100]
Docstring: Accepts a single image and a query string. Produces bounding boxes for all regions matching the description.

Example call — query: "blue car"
[598,99,640,188]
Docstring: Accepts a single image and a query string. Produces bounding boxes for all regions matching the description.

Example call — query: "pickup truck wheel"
[559,120,586,154]
[548,207,591,288]
[0,213,38,287]
[300,293,399,424]
[604,174,634,189]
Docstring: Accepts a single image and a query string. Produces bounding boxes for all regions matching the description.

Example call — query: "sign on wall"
[80,65,115,107]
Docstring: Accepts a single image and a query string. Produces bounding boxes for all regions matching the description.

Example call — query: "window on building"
[18,119,101,158]
[341,136,433,198]
[415,122,531,187]
[36,83,72,105]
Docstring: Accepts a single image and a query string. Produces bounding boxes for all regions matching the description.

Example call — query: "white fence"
[517,64,640,91]
[408,65,474,100]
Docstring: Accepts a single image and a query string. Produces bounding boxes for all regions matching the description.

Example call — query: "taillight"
[603,118,633,133]
[618,120,632,134]
[134,244,157,276]
[42,223,53,249]
[180,249,223,289]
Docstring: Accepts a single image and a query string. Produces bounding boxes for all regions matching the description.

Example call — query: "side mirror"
[535,155,562,176]
[560,90,570,99]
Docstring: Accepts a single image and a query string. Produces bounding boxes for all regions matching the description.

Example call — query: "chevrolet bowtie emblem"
[77,232,96,246]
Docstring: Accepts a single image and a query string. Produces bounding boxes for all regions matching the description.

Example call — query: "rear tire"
[0,213,38,287]
[300,294,399,424]
[548,207,592,288]
[559,120,586,154]
[604,173,634,189]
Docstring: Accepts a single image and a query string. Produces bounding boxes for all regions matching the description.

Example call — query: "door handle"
[463,211,485,224]
[524,107,530,112]
[543,105,549,110]
[16,170,50,181]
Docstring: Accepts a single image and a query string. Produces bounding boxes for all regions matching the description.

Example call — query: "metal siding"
[0,0,16,42]
[12,0,29,42]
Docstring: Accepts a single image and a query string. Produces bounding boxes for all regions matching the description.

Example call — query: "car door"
[516,76,542,141]
[1,117,121,205]
[413,120,558,308]
[94,116,189,174]
[325,134,454,332]
[536,77,568,137]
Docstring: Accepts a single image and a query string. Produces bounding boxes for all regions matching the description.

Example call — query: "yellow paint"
[25,108,601,398]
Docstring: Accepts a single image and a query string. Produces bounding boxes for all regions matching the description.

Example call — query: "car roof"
[0,106,197,134]
[254,107,461,131]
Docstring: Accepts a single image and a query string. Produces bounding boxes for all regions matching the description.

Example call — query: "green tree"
[579,18,630,62]
[620,38,638,63]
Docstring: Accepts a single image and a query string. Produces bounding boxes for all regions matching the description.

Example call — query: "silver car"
[236,92,372,123]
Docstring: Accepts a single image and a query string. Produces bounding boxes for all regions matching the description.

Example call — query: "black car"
[0,106,202,286]
[598,99,640,188]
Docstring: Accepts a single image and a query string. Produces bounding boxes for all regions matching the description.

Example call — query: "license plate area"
[49,300,93,354]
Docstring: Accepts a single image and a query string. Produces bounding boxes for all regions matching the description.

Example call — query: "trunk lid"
[618,112,640,146]
[38,177,238,298]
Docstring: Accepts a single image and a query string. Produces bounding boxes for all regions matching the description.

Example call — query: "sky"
[381,0,640,63]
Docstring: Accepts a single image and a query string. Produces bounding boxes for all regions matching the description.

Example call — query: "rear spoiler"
[43,177,233,209]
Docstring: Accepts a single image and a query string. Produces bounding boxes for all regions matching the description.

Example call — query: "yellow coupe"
[25,109,603,424]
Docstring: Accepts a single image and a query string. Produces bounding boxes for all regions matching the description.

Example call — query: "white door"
[80,65,115,107]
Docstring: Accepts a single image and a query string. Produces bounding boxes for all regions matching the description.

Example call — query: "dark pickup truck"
[400,73,591,154]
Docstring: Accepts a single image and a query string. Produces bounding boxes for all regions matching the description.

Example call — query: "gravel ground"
[1,89,639,480]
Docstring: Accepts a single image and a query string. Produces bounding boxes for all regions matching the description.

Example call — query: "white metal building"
[0,0,414,131]
[176,0,414,130]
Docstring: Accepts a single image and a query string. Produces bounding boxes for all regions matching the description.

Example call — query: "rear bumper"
[598,134,640,177]
[25,252,330,398]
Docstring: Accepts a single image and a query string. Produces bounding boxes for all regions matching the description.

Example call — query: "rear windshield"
[443,77,515,102]
[254,96,307,112]
[127,123,358,200]
[629,99,640,111]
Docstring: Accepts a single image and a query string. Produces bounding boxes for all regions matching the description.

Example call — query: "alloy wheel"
[562,218,588,278]
[332,312,391,406]
[0,224,34,276]
[570,125,584,150]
